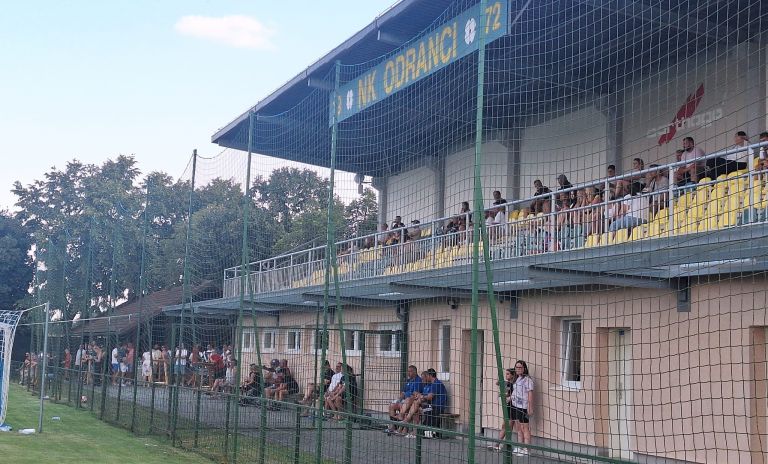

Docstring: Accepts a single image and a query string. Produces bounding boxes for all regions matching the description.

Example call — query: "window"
[378,324,401,357]
[343,325,362,356]
[438,321,451,381]
[241,330,254,353]
[261,330,276,353]
[286,329,302,353]
[312,328,330,353]
[561,319,582,389]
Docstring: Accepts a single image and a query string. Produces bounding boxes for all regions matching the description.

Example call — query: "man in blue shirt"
[420,368,447,437]
[398,368,448,438]
[385,365,421,433]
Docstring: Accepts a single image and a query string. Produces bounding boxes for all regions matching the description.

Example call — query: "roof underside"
[212,0,765,177]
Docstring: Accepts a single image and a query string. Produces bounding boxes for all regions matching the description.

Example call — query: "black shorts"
[509,405,529,424]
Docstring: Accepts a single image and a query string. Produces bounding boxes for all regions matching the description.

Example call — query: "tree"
[343,188,378,240]
[254,167,330,232]
[0,212,32,310]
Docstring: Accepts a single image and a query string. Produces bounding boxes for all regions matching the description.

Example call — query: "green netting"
[7,1,768,463]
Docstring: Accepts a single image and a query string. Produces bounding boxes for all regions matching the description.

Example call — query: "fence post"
[37,302,50,433]
[294,406,302,464]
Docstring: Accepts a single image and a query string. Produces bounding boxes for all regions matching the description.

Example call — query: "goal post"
[0,309,28,429]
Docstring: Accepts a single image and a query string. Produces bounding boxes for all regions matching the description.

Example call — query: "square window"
[312,329,330,353]
[286,330,302,353]
[378,324,401,357]
[262,330,276,353]
[241,330,254,353]
[342,325,362,356]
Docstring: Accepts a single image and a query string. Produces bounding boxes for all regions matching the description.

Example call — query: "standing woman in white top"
[510,360,534,456]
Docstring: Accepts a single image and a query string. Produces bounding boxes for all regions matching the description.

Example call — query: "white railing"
[224,142,768,298]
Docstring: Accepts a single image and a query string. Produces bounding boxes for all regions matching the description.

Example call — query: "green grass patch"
[0,384,213,464]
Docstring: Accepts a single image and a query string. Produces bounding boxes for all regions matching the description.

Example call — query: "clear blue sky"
[0,1,394,211]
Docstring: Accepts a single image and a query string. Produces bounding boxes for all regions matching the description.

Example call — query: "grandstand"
[173,0,768,462]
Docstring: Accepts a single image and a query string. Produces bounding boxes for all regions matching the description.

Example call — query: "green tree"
[254,167,330,232]
[0,212,32,310]
[343,187,378,240]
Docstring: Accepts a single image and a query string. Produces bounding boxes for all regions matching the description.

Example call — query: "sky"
[0,1,395,211]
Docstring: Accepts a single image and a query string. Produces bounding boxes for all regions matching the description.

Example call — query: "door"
[608,328,633,459]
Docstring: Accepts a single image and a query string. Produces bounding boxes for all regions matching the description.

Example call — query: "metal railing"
[224,141,768,298]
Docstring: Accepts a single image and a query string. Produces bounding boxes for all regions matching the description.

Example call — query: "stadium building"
[177,0,768,461]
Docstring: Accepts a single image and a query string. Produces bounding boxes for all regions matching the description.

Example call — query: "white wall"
[519,106,608,196]
[622,43,763,171]
[385,166,437,223]
[443,141,509,213]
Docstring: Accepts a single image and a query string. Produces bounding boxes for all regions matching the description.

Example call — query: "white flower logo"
[465,17,476,45]
[346,89,354,111]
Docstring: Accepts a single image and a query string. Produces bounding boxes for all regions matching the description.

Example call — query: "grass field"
[0,384,213,464]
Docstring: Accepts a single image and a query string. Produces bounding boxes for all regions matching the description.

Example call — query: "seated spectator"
[556,174,575,206]
[675,137,705,185]
[210,359,237,398]
[385,365,422,434]
[240,364,261,394]
[398,368,447,439]
[342,364,359,413]
[644,164,669,216]
[377,223,389,246]
[609,183,648,233]
[492,190,507,206]
[530,180,552,214]
[707,131,752,178]
[300,360,334,415]
[361,236,375,249]
[407,220,422,241]
[629,157,646,192]
[445,201,471,234]
[391,216,405,230]
[758,131,768,172]
[324,362,345,419]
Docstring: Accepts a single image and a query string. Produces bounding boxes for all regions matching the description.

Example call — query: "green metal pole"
[172,149,197,445]
[131,181,151,433]
[233,111,255,464]
[37,302,50,433]
[469,2,489,462]
[315,63,342,464]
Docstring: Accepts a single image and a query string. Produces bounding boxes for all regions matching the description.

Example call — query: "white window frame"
[377,324,401,357]
[342,325,363,357]
[561,319,582,389]
[286,329,302,353]
[241,330,254,353]
[311,328,330,354]
[261,329,276,354]
[437,321,451,381]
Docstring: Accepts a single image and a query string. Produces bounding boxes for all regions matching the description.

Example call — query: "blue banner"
[330,0,509,125]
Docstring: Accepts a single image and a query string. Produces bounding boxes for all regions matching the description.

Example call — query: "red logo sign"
[657,83,705,145]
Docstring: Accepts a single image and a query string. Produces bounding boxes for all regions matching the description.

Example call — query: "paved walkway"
[57,380,606,464]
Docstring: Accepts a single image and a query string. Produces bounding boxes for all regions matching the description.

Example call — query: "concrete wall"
[622,43,764,172]
[519,106,608,194]
[406,279,768,463]
[443,141,510,212]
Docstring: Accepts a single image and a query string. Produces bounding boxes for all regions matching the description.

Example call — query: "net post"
[37,302,50,433]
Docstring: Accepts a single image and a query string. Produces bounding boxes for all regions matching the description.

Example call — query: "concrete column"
[600,93,623,173]
[500,128,522,201]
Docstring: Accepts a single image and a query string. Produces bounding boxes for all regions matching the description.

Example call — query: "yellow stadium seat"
[614,229,628,244]
[630,225,647,241]
[585,234,600,247]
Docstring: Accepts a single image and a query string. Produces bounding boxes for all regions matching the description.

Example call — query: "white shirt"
[328,372,343,392]
[175,348,188,366]
[681,146,705,162]
[75,348,83,366]
[725,144,753,163]
[511,376,534,409]
[622,194,648,222]
[493,210,507,225]
[111,347,119,364]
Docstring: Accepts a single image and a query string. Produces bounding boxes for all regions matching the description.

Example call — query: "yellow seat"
[630,225,647,241]
[585,234,600,247]
[613,229,628,243]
